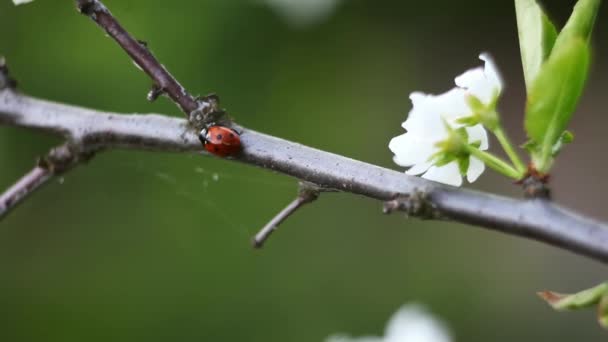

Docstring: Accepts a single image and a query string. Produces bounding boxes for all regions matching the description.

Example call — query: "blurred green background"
[1,0,607,341]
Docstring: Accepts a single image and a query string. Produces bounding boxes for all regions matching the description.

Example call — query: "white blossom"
[13,0,34,5]
[389,53,503,186]
[261,0,342,28]
[325,304,452,342]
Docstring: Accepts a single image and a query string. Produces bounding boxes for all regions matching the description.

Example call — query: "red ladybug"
[199,125,242,157]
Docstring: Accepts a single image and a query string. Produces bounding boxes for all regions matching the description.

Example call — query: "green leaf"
[538,282,608,311]
[458,157,469,176]
[553,0,600,52]
[515,0,558,88]
[551,130,574,157]
[599,296,608,329]
[524,38,590,172]
[540,282,608,330]
[456,116,479,127]
[521,139,538,154]
[432,153,455,167]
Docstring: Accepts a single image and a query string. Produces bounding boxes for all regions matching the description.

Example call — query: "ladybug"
[199,125,242,157]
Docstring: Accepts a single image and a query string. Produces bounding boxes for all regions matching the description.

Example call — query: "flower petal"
[479,52,503,94]
[384,305,452,342]
[434,88,471,125]
[401,92,428,130]
[421,162,462,186]
[389,133,436,167]
[465,124,489,150]
[466,156,485,183]
[454,53,503,105]
[325,334,382,342]
[405,161,433,176]
[403,93,448,139]
[454,66,485,93]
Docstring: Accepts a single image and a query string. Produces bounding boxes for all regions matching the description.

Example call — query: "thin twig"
[0,166,52,220]
[252,183,321,248]
[74,0,219,128]
[0,143,87,220]
[2,90,608,263]
[74,0,195,113]
[2,1,608,264]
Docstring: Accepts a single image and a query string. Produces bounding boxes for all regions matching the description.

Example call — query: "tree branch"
[253,182,322,248]
[74,0,220,129]
[2,88,608,263]
[0,141,90,219]
[3,0,608,264]
[0,165,52,219]
[75,0,196,114]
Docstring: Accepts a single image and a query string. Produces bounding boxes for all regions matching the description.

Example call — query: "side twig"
[252,182,322,248]
[2,90,608,263]
[2,1,608,264]
[0,143,93,219]
[74,0,219,128]
[0,166,52,220]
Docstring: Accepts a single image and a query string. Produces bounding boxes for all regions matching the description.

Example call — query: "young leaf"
[551,130,574,157]
[524,38,590,171]
[539,283,608,330]
[538,282,608,311]
[553,0,600,52]
[520,139,538,154]
[515,0,558,88]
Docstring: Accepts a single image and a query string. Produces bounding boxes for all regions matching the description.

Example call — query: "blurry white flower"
[326,304,452,342]
[389,53,503,186]
[455,53,503,107]
[13,0,34,5]
[261,0,342,29]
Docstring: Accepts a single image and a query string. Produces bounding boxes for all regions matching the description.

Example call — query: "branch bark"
[253,182,322,248]
[2,0,608,264]
[2,89,608,263]
[75,0,198,115]
[74,0,221,129]
[0,165,52,219]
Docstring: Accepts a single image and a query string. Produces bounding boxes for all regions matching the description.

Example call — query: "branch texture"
[253,182,322,248]
[2,0,608,265]
[74,0,221,129]
[0,165,52,219]
[75,0,197,115]
[2,89,608,263]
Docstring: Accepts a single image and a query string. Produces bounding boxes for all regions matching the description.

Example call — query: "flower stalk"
[464,145,522,179]
[492,125,527,175]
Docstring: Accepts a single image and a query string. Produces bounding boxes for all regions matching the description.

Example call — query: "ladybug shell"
[201,126,242,157]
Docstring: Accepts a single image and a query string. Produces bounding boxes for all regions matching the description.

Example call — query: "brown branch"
[0,143,90,219]
[252,182,321,248]
[0,166,52,219]
[2,1,608,265]
[3,89,608,263]
[74,0,220,128]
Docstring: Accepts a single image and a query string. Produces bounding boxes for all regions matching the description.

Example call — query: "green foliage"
[553,0,600,50]
[519,0,599,172]
[515,0,558,89]
[524,38,590,171]
[551,130,574,157]
[539,282,608,329]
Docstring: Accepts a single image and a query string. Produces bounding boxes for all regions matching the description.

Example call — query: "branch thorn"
[147,84,164,102]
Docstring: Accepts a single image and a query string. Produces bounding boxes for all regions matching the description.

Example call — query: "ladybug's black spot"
[214,146,220,152]
[229,133,235,138]
[216,134,223,140]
